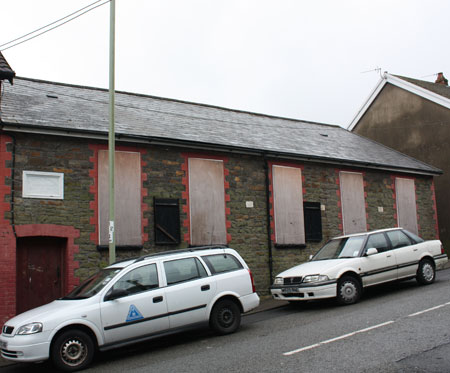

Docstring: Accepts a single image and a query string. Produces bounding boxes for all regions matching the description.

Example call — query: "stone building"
[0,75,441,324]
[349,72,450,254]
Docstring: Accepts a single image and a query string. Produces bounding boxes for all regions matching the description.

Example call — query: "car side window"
[365,233,389,253]
[386,230,412,249]
[201,254,243,274]
[164,257,208,285]
[111,264,159,296]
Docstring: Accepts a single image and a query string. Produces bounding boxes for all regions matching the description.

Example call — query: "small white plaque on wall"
[378,206,384,213]
[246,201,254,208]
[23,171,64,199]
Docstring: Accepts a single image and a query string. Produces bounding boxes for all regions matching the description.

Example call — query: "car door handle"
[153,296,163,303]
[201,285,210,291]
[386,254,392,258]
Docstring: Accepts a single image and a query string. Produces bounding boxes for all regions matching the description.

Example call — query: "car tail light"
[441,244,445,255]
[248,269,256,293]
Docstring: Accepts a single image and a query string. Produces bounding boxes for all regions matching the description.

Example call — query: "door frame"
[14,224,81,309]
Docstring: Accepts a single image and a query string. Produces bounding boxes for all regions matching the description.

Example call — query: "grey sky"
[1,0,449,127]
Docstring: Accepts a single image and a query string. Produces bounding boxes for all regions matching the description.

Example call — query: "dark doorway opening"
[16,236,66,314]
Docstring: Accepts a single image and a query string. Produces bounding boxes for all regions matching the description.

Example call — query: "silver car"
[271,228,448,305]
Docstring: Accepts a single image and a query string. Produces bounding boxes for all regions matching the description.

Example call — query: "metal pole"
[108,0,116,264]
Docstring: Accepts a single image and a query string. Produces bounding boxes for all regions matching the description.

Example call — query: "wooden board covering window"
[272,165,305,245]
[188,158,227,245]
[395,177,418,234]
[99,151,142,246]
[340,171,367,235]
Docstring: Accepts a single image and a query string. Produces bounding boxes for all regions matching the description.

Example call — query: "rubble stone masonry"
[0,133,439,324]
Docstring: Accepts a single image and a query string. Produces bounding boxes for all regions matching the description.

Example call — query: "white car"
[1,247,259,371]
[271,228,448,305]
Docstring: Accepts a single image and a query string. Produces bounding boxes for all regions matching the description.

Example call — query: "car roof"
[333,227,404,240]
[106,245,230,269]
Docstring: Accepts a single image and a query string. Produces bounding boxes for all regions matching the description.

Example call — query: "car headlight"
[303,274,329,283]
[273,277,284,285]
[16,323,43,335]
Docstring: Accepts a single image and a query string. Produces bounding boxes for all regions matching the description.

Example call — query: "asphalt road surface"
[2,268,450,372]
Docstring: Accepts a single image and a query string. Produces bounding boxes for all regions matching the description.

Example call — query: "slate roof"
[0,77,441,176]
[394,75,450,100]
[0,51,15,84]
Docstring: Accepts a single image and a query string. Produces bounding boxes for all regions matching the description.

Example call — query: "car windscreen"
[62,268,122,299]
[312,236,366,260]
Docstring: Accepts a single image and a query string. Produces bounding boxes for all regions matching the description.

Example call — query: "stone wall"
[0,131,440,324]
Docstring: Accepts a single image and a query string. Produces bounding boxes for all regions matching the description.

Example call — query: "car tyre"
[210,299,241,335]
[337,276,361,305]
[416,259,435,285]
[51,329,95,372]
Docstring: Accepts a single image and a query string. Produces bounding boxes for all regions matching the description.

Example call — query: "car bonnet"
[4,298,93,329]
[277,259,353,278]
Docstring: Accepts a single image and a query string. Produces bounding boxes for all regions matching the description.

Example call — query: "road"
[2,268,450,372]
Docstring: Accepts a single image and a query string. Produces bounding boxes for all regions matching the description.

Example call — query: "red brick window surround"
[181,154,231,246]
[89,145,148,247]
[268,161,305,246]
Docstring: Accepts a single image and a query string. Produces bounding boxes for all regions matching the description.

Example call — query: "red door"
[16,237,65,314]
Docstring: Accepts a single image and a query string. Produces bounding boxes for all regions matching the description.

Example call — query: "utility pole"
[108,0,116,264]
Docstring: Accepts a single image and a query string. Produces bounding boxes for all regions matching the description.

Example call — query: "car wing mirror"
[105,288,129,301]
[365,248,378,256]
[309,254,313,261]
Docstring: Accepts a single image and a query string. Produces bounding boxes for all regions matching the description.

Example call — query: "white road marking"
[283,321,394,356]
[407,303,449,317]
[283,301,450,356]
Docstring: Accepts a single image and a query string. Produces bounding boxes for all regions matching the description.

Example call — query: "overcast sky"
[1,0,449,127]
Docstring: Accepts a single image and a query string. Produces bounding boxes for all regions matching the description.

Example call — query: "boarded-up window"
[340,172,367,235]
[189,158,227,245]
[395,178,418,234]
[272,165,305,245]
[99,151,142,246]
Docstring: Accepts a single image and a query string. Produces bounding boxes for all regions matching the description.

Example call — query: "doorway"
[16,236,66,314]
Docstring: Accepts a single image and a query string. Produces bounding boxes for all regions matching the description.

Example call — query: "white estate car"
[1,247,259,371]
[271,228,448,305]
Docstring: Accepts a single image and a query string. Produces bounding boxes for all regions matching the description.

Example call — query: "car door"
[100,263,169,344]
[360,233,398,286]
[163,257,216,329]
[386,229,419,279]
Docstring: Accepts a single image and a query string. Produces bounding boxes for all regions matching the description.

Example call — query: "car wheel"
[210,299,241,335]
[51,329,95,372]
[416,259,435,285]
[337,276,361,305]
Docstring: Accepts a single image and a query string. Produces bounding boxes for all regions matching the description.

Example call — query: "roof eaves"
[1,121,441,177]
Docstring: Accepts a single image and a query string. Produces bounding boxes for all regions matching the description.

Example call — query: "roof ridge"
[14,76,339,129]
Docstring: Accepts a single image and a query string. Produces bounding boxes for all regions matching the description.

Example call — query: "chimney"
[0,51,15,85]
[0,51,16,114]
[435,72,448,86]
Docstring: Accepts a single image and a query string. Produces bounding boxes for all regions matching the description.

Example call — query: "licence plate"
[282,287,299,294]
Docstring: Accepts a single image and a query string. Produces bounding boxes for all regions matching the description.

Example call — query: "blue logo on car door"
[126,304,144,322]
